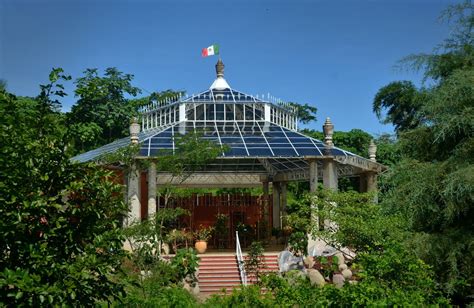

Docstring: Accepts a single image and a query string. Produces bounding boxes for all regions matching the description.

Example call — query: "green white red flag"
[202,44,220,57]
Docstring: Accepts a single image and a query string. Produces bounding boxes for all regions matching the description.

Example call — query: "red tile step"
[198,254,279,294]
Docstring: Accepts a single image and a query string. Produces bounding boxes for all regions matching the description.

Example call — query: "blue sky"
[0,0,459,135]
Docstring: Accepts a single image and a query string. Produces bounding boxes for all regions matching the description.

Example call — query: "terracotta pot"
[195,241,207,254]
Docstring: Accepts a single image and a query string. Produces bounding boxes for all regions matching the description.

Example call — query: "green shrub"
[118,286,197,308]
[245,241,265,284]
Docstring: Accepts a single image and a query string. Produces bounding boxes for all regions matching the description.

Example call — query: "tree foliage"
[130,89,185,109]
[288,102,318,125]
[375,2,474,303]
[206,190,449,307]
[66,67,141,154]
[373,81,425,133]
[0,71,128,305]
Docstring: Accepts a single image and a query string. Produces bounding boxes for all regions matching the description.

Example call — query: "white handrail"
[235,231,247,286]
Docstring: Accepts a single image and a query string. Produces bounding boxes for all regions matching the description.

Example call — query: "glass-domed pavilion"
[73,59,386,232]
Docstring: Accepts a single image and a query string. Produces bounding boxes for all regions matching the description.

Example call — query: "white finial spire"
[210,58,230,90]
[369,140,377,162]
[130,117,140,144]
[323,117,334,148]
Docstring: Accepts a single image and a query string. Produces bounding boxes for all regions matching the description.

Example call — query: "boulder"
[308,239,337,257]
[307,269,325,287]
[335,252,345,265]
[342,269,352,279]
[304,256,315,268]
[338,263,348,271]
[278,250,293,272]
[332,274,345,288]
[278,250,304,273]
[183,281,192,293]
[161,242,170,255]
[321,246,338,257]
[192,284,200,296]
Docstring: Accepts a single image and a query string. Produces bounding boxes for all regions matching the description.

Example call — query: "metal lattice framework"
[72,59,386,182]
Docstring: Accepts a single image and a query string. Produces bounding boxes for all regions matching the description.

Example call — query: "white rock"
[338,263,348,271]
[183,282,192,292]
[342,269,352,279]
[307,269,325,287]
[304,256,315,269]
[161,242,170,255]
[332,274,345,288]
[192,285,200,296]
[335,252,345,265]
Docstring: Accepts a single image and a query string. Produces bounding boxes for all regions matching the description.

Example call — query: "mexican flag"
[202,44,220,57]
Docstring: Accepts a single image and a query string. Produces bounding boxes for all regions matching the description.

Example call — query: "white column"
[367,171,378,203]
[127,162,141,226]
[179,103,186,122]
[264,103,271,122]
[272,182,281,229]
[323,159,338,191]
[147,162,157,218]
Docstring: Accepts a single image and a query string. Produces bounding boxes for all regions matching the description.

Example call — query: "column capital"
[129,117,140,144]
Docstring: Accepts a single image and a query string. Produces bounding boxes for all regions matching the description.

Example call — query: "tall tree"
[0,70,128,305]
[130,89,185,110]
[372,81,425,133]
[67,68,141,153]
[288,102,318,126]
[378,2,474,304]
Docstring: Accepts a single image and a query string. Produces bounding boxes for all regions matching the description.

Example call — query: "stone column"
[127,117,142,226]
[127,162,141,226]
[322,159,338,191]
[147,162,157,218]
[367,140,378,202]
[272,182,281,229]
[322,117,338,191]
[367,172,377,192]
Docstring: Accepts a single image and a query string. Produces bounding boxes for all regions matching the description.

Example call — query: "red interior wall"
[112,169,273,231]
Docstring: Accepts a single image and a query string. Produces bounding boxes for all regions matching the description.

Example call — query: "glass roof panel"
[270,148,298,157]
[73,119,361,165]
[248,148,273,156]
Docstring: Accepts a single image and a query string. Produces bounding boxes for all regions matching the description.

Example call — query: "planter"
[195,240,207,254]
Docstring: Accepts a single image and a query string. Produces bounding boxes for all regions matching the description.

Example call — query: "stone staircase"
[198,253,279,294]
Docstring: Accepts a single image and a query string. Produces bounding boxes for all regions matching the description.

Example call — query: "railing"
[235,231,247,286]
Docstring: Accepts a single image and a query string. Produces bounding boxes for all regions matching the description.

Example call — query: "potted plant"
[194,225,214,254]
[166,228,192,253]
